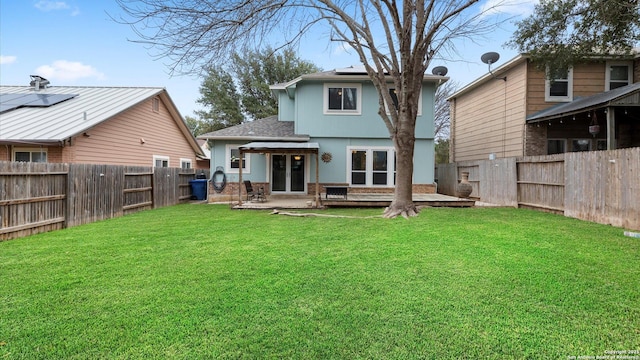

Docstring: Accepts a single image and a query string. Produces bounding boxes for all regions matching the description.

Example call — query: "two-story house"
[0,79,205,168]
[198,66,446,202]
[448,52,640,162]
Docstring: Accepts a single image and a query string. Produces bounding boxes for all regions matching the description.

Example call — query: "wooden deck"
[322,193,475,208]
[233,193,474,210]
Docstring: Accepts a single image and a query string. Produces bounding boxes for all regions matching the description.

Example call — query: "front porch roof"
[527,82,640,123]
[239,141,319,153]
[236,141,320,207]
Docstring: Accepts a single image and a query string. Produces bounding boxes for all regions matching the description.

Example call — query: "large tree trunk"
[383,117,419,219]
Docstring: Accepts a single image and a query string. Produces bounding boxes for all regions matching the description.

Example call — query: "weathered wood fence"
[436,147,640,231]
[0,162,196,240]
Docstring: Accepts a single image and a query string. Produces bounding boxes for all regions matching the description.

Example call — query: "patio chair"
[243,180,266,202]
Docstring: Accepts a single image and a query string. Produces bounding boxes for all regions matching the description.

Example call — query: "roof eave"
[197,135,310,142]
[448,54,527,100]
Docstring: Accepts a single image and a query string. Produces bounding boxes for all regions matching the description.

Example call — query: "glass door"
[271,154,306,193]
[290,155,305,192]
[272,154,287,192]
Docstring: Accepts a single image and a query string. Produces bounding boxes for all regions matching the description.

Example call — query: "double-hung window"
[545,67,573,102]
[606,62,632,90]
[153,155,169,167]
[180,158,192,169]
[324,84,361,115]
[385,87,423,115]
[348,147,395,186]
[13,148,47,162]
[226,145,250,173]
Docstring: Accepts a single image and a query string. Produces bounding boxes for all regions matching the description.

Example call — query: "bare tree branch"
[113,0,503,217]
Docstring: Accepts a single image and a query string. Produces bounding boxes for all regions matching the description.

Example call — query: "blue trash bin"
[189,179,208,200]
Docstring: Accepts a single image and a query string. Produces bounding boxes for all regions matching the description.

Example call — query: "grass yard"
[1,205,638,359]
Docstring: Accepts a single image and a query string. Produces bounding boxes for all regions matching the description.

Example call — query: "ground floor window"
[547,139,566,155]
[180,158,192,169]
[596,139,607,151]
[226,145,250,173]
[347,147,395,186]
[153,155,169,167]
[571,139,591,152]
[13,148,47,162]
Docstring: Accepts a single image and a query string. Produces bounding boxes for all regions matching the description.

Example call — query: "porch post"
[607,106,616,150]
[315,151,320,208]
[238,149,243,205]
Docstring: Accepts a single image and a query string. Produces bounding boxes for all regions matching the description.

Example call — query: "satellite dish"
[481,52,500,65]
[431,66,448,76]
[480,52,506,81]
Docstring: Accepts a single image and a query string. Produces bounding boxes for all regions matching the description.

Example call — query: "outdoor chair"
[243,180,266,202]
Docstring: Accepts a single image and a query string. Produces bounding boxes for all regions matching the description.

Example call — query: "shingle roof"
[197,115,309,141]
[527,82,640,122]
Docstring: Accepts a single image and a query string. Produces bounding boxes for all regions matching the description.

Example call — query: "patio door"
[271,154,306,193]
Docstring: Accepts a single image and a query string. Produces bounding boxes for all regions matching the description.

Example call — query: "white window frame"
[323,83,362,115]
[153,155,170,168]
[385,87,423,116]
[180,158,192,169]
[226,144,250,174]
[545,67,573,102]
[605,61,633,91]
[12,147,48,162]
[346,146,395,187]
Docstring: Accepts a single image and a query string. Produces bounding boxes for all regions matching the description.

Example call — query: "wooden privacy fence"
[0,162,196,240]
[436,147,640,231]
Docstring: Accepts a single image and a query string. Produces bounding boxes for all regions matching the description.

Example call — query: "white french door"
[271,154,306,193]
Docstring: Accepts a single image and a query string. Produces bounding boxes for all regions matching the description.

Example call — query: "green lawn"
[1,205,638,359]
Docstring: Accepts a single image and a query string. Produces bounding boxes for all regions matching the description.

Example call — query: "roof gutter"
[196,135,311,142]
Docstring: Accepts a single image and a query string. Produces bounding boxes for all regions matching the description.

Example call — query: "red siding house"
[0,79,205,168]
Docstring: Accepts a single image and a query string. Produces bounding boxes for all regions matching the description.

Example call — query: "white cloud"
[35,60,105,82]
[481,0,538,18]
[0,55,17,65]
[34,1,69,12]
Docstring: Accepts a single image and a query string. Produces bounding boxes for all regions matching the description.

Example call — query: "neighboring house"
[198,66,446,201]
[0,79,205,168]
[196,139,211,172]
[448,52,640,162]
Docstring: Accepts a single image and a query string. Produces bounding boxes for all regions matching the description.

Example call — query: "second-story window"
[324,83,361,115]
[545,67,573,102]
[606,62,632,90]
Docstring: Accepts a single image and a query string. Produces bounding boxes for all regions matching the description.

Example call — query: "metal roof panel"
[0,86,163,141]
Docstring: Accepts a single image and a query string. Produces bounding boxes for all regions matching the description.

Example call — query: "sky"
[0,0,538,119]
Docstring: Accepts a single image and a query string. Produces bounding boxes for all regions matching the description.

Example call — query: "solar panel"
[0,93,78,114]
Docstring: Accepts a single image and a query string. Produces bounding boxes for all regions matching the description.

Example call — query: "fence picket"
[436,148,639,231]
[0,162,196,241]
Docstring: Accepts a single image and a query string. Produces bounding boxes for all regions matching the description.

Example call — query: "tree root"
[382,203,420,219]
[271,210,381,218]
